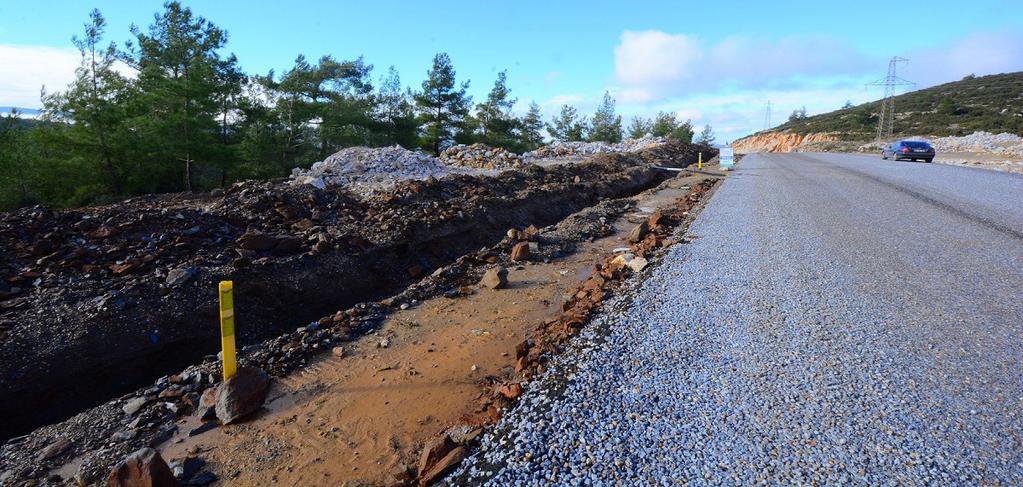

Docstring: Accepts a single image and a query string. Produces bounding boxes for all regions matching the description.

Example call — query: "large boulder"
[106,448,177,487]
[215,366,270,424]
[626,221,649,243]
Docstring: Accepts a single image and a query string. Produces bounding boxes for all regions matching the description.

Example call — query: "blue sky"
[2,0,1022,142]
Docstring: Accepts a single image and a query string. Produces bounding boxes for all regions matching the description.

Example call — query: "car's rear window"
[902,141,932,149]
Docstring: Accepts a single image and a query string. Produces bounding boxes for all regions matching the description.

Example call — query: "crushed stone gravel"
[450,152,1023,485]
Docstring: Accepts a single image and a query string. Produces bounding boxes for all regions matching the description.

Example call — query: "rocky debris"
[915,131,1023,156]
[496,383,522,400]
[479,266,509,289]
[626,221,649,243]
[524,136,666,160]
[197,388,217,421]
[510,242,531,262]
[214,367,270,424]
[416,434,470,486]
[164,267,195,287]
[290,145,456,195]
[419,446,466,486]
[0,141,709,485]
[36,439,72,461]
[440,144,525,169]
[123,397,149,416]
[106,447,177,487]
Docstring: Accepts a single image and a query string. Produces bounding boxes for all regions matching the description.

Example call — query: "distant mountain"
[0,107,40,116]
[765,72,1023,139]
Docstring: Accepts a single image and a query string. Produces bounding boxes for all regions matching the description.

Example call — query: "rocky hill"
[734,71,1023,153]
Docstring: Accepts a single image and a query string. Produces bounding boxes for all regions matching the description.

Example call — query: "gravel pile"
[921,131,1023,156]
[290,146,455,194]
[451,153,1023,485]
[525,136,666,160]
[440,143,525,169]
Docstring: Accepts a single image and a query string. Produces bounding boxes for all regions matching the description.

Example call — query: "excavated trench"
[0,151,699,441]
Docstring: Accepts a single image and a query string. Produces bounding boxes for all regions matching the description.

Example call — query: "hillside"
[769,72,1023,139]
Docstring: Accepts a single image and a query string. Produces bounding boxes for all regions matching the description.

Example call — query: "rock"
[183,471,217,486]
[378,338,391,348]
[215,366,270,424]
[497,383,523,399]
[106,448,177,487]
[123,397,149,416]
[417,435,456,477]
[37,439,72,461]
[510,242,531,261]
[332,346,345,358]
[388,462,413,486]
[627,221,649,243]
[165,268,195,287]
[274,236,304,253]
[418,446,467,486]
[236,231,278,251]
[628,257,649,272]
[197,388,217,421]
[479,266,509,289]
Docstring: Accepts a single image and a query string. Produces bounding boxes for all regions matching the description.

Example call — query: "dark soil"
[0,142,710,442]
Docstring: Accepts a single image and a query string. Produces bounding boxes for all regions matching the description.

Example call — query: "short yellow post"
[698,152,703,169]
[219,281,237,381]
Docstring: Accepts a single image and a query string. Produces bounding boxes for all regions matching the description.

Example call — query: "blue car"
[882,140,935,163]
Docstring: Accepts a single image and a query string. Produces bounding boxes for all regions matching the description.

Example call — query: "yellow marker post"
[698,152,703,169]
[219,281,237,381]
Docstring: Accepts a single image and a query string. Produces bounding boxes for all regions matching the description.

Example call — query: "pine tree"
[476,71,518,148]
[588,92,622,143]
[42,9,130,197]
[696,124,715,145]
[548,105,587,142]
[519,102,545,151]
[650,112,693,142]
[414,53,471,154]
[125,1,241,192]
[627,116,651,139]
[375,66,418,148]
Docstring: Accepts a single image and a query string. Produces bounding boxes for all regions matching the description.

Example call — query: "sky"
[2,0,1022,142]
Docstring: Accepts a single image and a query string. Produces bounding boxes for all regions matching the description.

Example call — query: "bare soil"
[156,174,714,487]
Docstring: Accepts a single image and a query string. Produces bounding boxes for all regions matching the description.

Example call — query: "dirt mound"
[440,143,525,169]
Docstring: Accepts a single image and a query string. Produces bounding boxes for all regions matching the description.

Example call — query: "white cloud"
[541,93,585,110]
[612,30,871,99]
[0,44,80,108]
[611,29,1023,142]
[903,32,1023,87]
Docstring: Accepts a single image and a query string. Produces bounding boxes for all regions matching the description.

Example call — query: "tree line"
[0,2,713,211]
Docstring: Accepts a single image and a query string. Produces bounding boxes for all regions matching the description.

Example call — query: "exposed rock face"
[732,132,838,153]
[106,448,177,487]
[214,367,270,424]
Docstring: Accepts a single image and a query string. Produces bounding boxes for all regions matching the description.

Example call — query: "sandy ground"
[152,172,713,486]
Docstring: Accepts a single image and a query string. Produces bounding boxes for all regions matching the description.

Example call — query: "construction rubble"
[440,143,525,169]
[524,136,667,159]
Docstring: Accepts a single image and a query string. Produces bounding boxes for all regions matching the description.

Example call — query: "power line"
[866,57,914,141]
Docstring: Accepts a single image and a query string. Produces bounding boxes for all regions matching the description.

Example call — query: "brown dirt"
[156,174,716,486]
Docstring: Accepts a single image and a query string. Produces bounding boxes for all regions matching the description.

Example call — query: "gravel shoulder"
[452,152,1023,485]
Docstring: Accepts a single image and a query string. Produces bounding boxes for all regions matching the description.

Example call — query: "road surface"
[453,152,1023,484]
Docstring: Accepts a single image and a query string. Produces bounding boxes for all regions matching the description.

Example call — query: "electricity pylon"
[866,57,914,141]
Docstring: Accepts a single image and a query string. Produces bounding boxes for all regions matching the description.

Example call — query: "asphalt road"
[453,152,1023,484]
